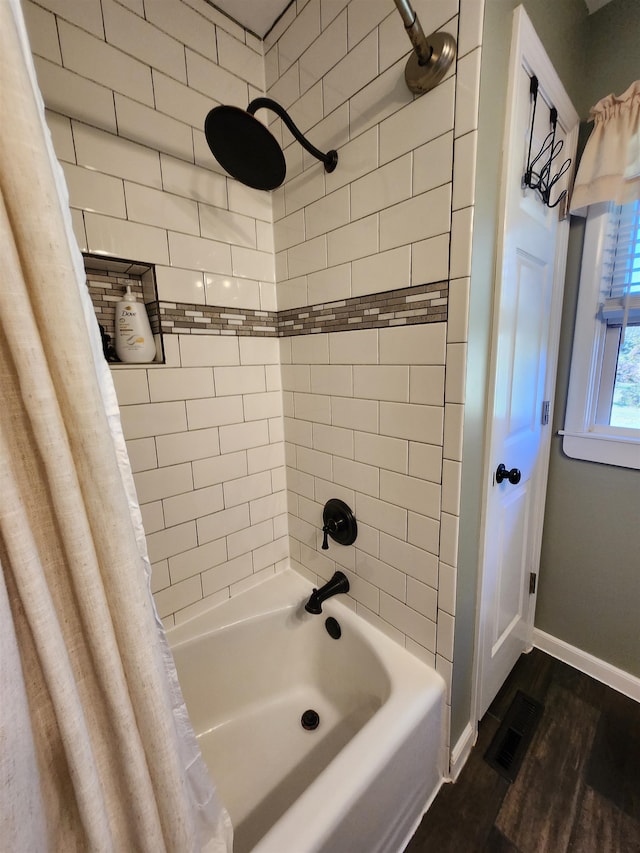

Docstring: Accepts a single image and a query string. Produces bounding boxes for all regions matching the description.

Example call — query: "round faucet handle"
[321,499,357,550]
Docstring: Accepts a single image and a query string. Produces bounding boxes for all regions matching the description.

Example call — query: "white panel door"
[475,8,578,719]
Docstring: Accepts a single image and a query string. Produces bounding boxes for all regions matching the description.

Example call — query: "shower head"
[204,104,285,191]
[204,97,338,191]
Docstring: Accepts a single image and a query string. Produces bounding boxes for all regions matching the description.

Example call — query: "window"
[562,201,640,468]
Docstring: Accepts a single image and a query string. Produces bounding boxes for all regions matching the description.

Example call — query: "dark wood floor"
[405,649,640,852]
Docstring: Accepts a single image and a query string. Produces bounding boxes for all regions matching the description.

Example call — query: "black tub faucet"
[305,571,350,614]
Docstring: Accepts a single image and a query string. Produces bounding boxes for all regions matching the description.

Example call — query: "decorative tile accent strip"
[158,303,279,337]
[145,301,162,336]
[277,282,448,335]
[158,282,448,338]
[86,256,448,343]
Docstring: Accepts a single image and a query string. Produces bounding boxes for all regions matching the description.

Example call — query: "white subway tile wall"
[26,0,485,750]
[268,0,483,751]
[25,0,289,625]
[118,336,287,621]
[26,0,274,315]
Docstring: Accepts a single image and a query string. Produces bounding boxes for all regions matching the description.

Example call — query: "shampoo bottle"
[114,285,156,363]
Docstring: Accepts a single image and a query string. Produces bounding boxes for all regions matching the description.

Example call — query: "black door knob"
[496,463,521,485]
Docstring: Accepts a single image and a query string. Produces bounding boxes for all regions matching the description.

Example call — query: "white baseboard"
[533,629,640,703]
[448,722,476,781]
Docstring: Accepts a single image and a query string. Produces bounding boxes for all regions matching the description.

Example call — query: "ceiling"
[583,0,614,11]
[210,0,616,41]
[210,0,291,38]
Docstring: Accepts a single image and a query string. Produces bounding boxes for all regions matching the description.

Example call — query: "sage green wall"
[583,0,640,111]
[451,0,590,746]
[453,0,640,747]
[536,0,640,678]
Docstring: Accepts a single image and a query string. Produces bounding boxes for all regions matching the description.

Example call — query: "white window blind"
[561,202,640,469]
[601,199,640,334]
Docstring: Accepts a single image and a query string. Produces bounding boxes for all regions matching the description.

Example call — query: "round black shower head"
[204,105,286,191]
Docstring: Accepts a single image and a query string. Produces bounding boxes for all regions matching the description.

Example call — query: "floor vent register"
[484,690,544,782]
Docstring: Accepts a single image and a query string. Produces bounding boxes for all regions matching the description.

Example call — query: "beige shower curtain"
[0,1,232,850]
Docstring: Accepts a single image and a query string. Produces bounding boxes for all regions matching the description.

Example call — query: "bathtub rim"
[167,569,313,648]
[167,569,445,703]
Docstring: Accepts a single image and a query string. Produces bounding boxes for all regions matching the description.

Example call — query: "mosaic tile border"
[158,281,448,338]
[88,272,448,344]
[158,302,278,336]
[277,282,448,336]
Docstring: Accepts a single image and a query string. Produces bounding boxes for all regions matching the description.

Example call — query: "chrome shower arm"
[393,0,432,65]
[247,98,337,172]
[392,0,457,95]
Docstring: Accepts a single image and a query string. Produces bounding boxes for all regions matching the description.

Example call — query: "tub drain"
[301,709,320,731]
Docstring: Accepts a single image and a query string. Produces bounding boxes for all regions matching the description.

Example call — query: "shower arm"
[392,0,456,94]
[393,0,432,66]
[247,98,338,173]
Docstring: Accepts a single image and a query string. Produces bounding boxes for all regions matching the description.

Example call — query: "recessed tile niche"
[84,253,163,365]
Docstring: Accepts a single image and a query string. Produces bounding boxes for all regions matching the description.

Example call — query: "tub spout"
[304,571,350,614]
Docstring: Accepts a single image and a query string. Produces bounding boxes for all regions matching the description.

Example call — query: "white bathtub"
[169,570,445,853]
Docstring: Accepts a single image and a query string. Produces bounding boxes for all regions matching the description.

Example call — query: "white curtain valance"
[570,80,640,215]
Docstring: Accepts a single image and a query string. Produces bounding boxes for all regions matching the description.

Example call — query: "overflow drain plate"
[301,709,320,731]
[325,617,341,639]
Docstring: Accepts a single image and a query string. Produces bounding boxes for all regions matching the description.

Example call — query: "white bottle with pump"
[114,285,156,363]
